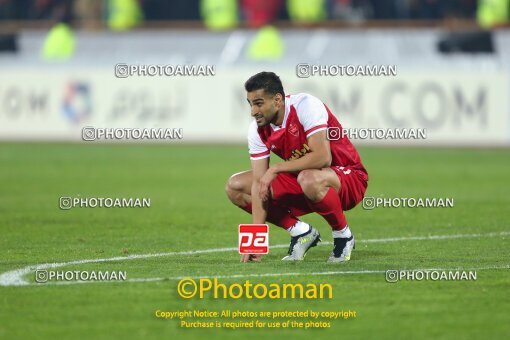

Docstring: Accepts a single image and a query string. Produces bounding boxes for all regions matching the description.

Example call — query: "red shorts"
[270,166,368,217]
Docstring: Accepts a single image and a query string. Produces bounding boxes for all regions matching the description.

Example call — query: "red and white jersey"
[248,93,367,176]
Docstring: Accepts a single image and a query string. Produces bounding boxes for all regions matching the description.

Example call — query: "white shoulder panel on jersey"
[247,120,270,160]
[290,93,328,138]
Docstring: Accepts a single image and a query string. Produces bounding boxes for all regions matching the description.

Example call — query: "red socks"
[307,188,347,231]
[240,202,298,230]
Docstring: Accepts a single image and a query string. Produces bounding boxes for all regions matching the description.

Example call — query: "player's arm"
[240,157,269,263]
[250,157,270,223]
[274,130,331,173]
[259,131,330,201]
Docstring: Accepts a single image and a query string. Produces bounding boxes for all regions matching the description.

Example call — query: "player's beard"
[256,109,277,127]
[255,115,266,126]
[268,107,281,126]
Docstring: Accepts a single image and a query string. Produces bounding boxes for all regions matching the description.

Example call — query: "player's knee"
[297,170,323,194]
[225,173,245,200]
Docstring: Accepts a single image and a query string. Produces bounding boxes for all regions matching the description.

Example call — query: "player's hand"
[259,168,277,202]
[240,254,262,262]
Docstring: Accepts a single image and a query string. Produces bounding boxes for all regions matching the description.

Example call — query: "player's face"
[247,89,282,127]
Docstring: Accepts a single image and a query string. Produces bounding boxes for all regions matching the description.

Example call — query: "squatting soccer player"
[226,72,368,263]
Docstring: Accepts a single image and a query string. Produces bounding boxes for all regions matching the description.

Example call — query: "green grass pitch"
[0,143,509,340]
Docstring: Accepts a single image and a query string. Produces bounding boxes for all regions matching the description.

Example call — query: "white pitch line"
[1,231,509,287]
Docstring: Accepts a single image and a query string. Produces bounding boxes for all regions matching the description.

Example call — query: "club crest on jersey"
[286,143,310,161]
[288,123,299,137]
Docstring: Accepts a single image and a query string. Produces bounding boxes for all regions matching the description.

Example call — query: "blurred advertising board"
[0,68,508,145]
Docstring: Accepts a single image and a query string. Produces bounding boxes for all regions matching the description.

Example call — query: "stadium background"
[0,1,509,339]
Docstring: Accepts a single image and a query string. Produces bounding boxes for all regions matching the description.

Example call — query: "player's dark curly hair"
[244,72,285,98]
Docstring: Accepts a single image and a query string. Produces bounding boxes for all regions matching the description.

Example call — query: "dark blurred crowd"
[0,0,481,23]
